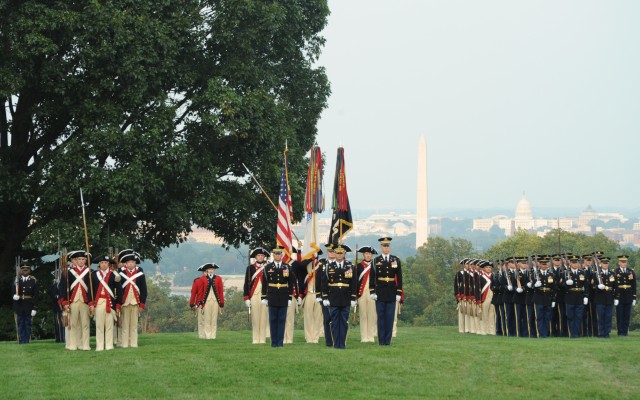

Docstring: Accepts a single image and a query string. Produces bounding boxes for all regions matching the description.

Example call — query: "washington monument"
[416,135,428,249]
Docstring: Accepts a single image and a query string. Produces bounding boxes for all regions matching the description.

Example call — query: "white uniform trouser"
[121,304,139,348]
[68,295,90,351]
[284,299,296,344]
[358,290,377,342]
[303,294,323,343]
[480,290,496,335]
[249,282,269,343]
[95,298,115,351]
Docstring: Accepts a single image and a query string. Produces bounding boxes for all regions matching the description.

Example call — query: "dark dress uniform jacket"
[321,260,357,307]
[560,270,589,305]
[90,270,122,308]
[262,262,295,307]
[592,269,616,305]
[13,275,39,313]
[614,268,637,304]
[59,267,94,305]
[532,270,556,306]
[490,272,503,305]
[369,254,402,302]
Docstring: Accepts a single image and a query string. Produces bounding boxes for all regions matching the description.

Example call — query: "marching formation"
[455,254,637,339]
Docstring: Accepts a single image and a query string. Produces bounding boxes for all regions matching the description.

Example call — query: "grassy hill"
[2,327,639,399]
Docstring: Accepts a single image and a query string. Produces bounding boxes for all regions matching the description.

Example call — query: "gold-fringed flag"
[276,147,294,263]
[328,147,353,246]
[300,145,324,260]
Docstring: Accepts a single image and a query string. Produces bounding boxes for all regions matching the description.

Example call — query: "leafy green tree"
[0,1,330,277]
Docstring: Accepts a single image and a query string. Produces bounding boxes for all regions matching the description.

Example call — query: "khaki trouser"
[203,289,220,339]
[464,302,474,333]
[474,304,482,334]
[94,298,115,351]
[303,295,323,343]
[284,299,296,344]
[121,304,139,348]
[392,300,400,337]
[197,304,205,338]
[358,292,377,342]
[249,282,269,344]
[68,296,90,351]
[458,302,466,333]
[480,290,496,335]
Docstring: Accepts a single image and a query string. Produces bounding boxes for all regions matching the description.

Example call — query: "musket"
[353,244,359,322]
[80,188,94,306]
[593,252,603,286]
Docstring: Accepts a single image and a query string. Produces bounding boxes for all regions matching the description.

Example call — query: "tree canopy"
[0,0,331,275]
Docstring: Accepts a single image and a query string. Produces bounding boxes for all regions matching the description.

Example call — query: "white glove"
[244,300,251,307]
[396,295,401,302]
[31,310,37,317]
[516,287,523,293]
[597,284,605,290]
[633,300,637,306]
[370,293,377,301]
[614,299,619,306]
[323,300,330,307]
[526,282,532,288]
[583,297,588,305]
[13,294,19,301]
[507,285,513,291]
[316,297,322,303]
[288,300,292,306]
[261,299,267,305]
[351,300,356,308]
[534,281,542,288]
[297,297,302,305]
[551,302,556,308]
[566,279,574,286]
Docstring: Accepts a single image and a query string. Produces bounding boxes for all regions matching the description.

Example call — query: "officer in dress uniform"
[119,252,147,348]
[592,257,616,338]
[370,237,402,346]
[550,254,568,337]
[292,248,324,344]
[513,258,528,337]
[284,248,301,344]
[243,248,270,344]
[262,245,295,347]
[582,254,597,337]
[190,264,207,339]
[58,250,93,350]
[355,246,378,343]
[501,258,517,337]
[522,257,539,338]
[614,255,636,336]
[90,255,122,351]
[321,244,356,349]
[50,270,65,343]
[490,260,505,336]
[199,263,224,339]
[12,265,39,344]
[533,258,556,338]
[560,255,589,338]
[316,244,336,346]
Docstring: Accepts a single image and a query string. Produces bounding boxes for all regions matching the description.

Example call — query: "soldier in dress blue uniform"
[490,260,505,336]
[262,245,295,347]
[513,258,528,337]
[370,237,402,346]
[12,265,39,344]
[559,255,589,338]
[532,258,555,338]
[550,254,568,337]
[316,244,336,347]
[592,257,616,338]
[321,244,356,349]
[500,258,517,337]
[614,255,636,336]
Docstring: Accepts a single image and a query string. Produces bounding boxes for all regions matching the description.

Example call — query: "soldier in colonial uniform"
[59,250,93,350]
[533,258,555,338]
[477,261,495,335]
[560,255,589,338]
[119,251,147,348]
[243,248,270,344]
[356,246,378,342]
[262,245,295,347]
[12,264,39,344]
[614,255,636,336]
[190,264,207,339]
[90,255,121,351]
[322,244,356,349]
[592,257,616,338]
[316,244,336,347]
[370,237,402,346]
[455,259,467,333]
[199,263,224,339]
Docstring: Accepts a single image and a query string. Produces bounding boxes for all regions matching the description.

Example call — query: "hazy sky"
[314,1,639,213]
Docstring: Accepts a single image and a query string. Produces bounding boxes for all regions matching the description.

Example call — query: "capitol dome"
[514,193,534,229]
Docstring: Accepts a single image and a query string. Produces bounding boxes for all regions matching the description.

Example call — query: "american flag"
[276,151,293,263]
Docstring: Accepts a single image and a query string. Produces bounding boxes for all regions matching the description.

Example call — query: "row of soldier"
[53,249,148,350]
[455,254,637,339]
[191,237,404,348]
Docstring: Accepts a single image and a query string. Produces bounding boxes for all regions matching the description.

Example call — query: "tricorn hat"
[250,247,271,258]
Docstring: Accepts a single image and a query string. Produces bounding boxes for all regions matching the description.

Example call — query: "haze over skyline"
[314,1,639,211]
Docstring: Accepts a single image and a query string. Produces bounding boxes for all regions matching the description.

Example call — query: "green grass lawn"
[2,327,638,400]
